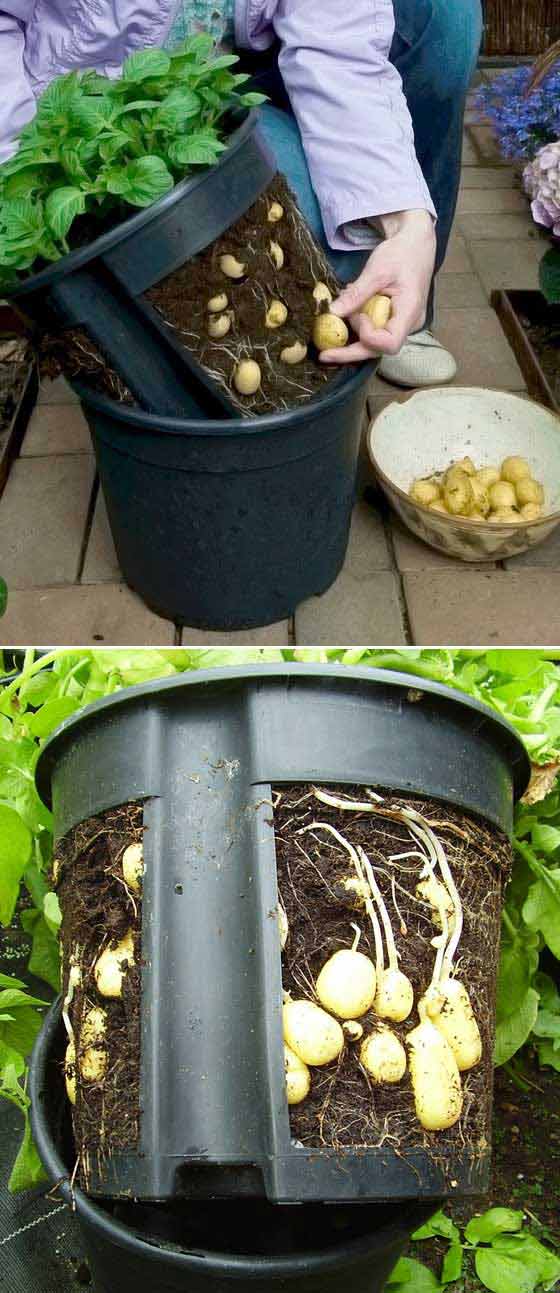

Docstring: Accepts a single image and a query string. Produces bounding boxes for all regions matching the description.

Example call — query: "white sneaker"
[378,329,457,388]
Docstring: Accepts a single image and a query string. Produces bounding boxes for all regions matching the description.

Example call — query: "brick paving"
[1,73,557,647]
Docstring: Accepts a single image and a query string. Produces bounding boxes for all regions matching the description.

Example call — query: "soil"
[273,784,511,1172]
[38,329,133,405]
[0,338,30,433]
[54,802,144,1190]
[145,175,347,416]
[522,315,560,405]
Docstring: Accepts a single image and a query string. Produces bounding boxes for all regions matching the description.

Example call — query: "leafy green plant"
[539,247,560,305]
[388,1207,560,1292]
[0,36,265,289]
[1,646,559,1191]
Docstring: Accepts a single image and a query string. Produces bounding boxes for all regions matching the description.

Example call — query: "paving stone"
[179,622,291,644]
[0,456,95,588]
[0,583,175,645]
[466,125,511,164]
[434,308,526,390]
[295,570,405,646]
[462,133,481,166]
[504,525,560,570]
[391,518,496,572]
[344,500,392,575]
[81,491,122,583]
[436,273,488,309]
[20,404,92,456]
[440,235,473,274]
[468,238,544,295]
[457,188,527,214]
[37,376,80,405]
[460,166,518,189]
[404,570,560,645]
[457,212,536,241]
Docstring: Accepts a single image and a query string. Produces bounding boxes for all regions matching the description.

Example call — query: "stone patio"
[1,77,558,647]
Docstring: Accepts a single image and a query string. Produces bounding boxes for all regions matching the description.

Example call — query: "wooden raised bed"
[0,308,37,498]
[492,289,560,413]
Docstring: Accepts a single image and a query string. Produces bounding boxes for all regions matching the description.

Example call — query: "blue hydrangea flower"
[475,66,560,161]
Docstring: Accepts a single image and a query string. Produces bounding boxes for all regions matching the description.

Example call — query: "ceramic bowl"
[368,387,560,562]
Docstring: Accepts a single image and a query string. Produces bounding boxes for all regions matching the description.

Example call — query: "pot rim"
[30,1002,430,1276]
[8,110,257,298]
[35,662,531,809]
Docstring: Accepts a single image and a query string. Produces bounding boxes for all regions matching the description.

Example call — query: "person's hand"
[320,209,436,365]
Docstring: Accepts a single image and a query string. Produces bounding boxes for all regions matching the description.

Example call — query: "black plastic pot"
[30,1003,432,1293]
[35,664,530,1206]
[74,362,373,629]
[9,111,276,417]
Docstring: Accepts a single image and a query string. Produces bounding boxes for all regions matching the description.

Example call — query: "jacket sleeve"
[265,0,436,251]
[0,11,37,164]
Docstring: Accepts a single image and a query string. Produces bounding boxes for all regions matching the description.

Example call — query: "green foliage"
[539,247,560,305]
[1,647,559,1193]
[395,1206,560,1292]
[0,37,266,287]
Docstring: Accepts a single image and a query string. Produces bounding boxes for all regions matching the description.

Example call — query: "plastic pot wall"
[35,665,530,1206]
[75,365,373,629]
[9,112,276,418]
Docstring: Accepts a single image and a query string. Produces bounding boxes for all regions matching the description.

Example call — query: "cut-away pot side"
[492,289,560,413]
[33,665,530,1210]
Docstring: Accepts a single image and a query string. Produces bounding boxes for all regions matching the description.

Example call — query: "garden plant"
[1,647,559,1292]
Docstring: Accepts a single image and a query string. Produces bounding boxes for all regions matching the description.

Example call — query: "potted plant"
[476,51,560,410]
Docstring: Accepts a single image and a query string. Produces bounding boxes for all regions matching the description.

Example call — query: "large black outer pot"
[34,665,529,1206]
[74,363,374,629]
[9,111,276,418]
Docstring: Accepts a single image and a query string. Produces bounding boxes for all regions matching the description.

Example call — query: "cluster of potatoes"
[64,842,143,1106]
[210,200,392,397]
[409,455,545,524]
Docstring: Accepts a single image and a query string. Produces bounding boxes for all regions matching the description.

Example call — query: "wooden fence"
[482,1,560,55]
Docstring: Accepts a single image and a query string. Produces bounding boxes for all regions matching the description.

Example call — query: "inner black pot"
[34,664,529,1209]
[73,364,373,630]
[29,1000,433,1293]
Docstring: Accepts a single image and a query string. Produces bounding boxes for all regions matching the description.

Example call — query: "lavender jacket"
[0,0,435,250]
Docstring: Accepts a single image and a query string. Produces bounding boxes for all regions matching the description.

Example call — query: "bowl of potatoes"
[368,387,560,562]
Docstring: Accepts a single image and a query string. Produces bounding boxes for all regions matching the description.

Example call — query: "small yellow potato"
[269,240,284,270]
[122,842,143,893]
[410,478,441,507]
[65,1040,76,1106]
[267,201,284,223]
[362,294,392,329]
[76,1005,107,1082]
[343,1020,364,1042]
[283,1000,344,1067]
[316,948,376,1019]
[94,930,135,999]
[265,299,288,329]
[488,508,520,523]
[208,313,232,339]
[360,1028,407,1083]
[429,499,449,514]
[284,1044,311,1105]
[52,858,61,885]
[407,1017,463,1130]
[416,877,455,932]
[313,282,333,311]
[467,510,487,522]
[520,501,543,521]
[313,314,349,350]
[340,875,371,905]
[219,253,246,279]
[489,480,516,511]
[375,968,414,1023]
[207,292,228,313]
[476,466,501,489]
[501,455,531,485]
[278,904,289,950]
[516,477,544,507]
[470,477,491,517]
[423,980,482,1072]
[446,458,475,482]
[234,359,262,396]
[280,341,308,365]
[444,472,474,517]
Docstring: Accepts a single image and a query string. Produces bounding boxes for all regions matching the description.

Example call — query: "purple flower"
[524,142,560,237]
[475,66,560,161]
